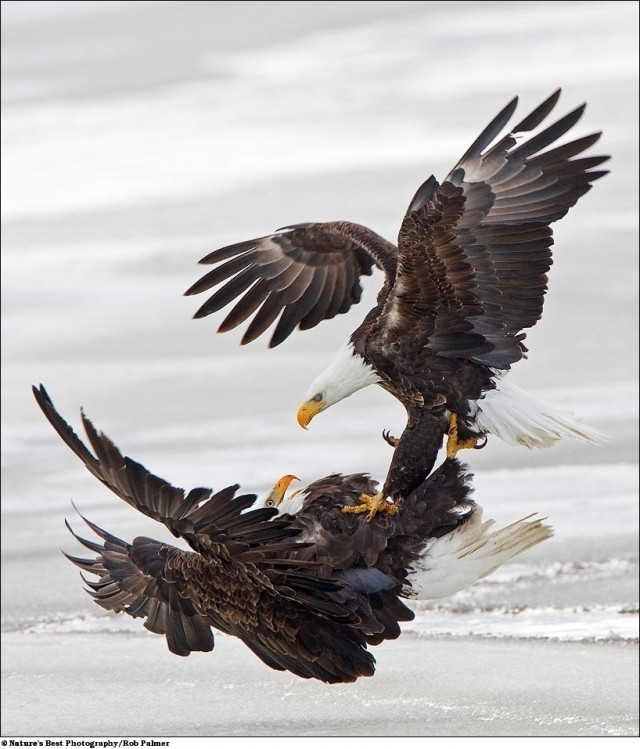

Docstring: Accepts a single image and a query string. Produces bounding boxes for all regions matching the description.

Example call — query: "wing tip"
[240,330,258,346]
[587,169,610,182]
[32,382,52,409]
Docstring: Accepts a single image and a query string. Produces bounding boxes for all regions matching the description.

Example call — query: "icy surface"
[1,0,638,738]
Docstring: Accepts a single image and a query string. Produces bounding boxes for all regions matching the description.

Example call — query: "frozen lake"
[2,0,638,739]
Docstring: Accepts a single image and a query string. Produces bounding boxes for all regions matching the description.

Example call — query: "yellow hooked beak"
[297,398,325,429]
[266,474,300,507]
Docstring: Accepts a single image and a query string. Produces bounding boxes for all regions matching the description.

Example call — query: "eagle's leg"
[382,429,400,448]
[342,492,399,522]
[446,413,479,457]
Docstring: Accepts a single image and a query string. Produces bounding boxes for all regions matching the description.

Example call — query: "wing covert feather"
[186,225,390,347]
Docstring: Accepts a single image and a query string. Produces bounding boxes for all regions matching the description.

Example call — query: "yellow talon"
[342,492,399,522]
[446,413,478,458]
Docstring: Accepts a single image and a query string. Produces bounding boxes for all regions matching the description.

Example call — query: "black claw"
[382,429,398,447]
[474,435,488,450]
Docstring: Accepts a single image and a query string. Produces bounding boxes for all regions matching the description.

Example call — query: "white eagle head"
[296,343,380,428]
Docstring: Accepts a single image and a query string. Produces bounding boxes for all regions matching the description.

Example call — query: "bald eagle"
[185,90,608,516]
[34,384,551,683]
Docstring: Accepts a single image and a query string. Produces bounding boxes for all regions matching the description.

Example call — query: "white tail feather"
[472,378,607,448]
[410,508,553,600]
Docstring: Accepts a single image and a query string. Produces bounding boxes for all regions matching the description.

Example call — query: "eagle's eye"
[312,393,323,403]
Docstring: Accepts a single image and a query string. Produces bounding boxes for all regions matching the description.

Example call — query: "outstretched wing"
[64,509,377,682]
[38,385,379,682]
[185,222,392,348]
[33,384,297,554]
[381,89,609,368]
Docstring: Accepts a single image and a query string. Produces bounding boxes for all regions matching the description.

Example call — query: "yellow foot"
[446,413,479,458]
[382,429,400,448]
[342,492,399,522]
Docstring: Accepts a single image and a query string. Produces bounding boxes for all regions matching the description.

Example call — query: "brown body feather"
[281,459,475,612]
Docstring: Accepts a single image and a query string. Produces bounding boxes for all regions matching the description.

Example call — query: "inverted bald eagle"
[256,472,551,604]
[186,90,608,516]
[34,385,551,683]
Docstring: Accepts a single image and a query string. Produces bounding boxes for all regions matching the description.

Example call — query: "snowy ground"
[2,0,638,739]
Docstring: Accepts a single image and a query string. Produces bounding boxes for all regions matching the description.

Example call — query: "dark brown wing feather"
[64,511,378,682]
[36,385,387,682]
[33,384,295,554]
[63,517,216,657]
[385,89,609,369]
[185,222,392,347]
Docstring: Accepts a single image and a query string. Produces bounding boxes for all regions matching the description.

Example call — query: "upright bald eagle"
[186,90,608,515]
[34,385,551,683]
